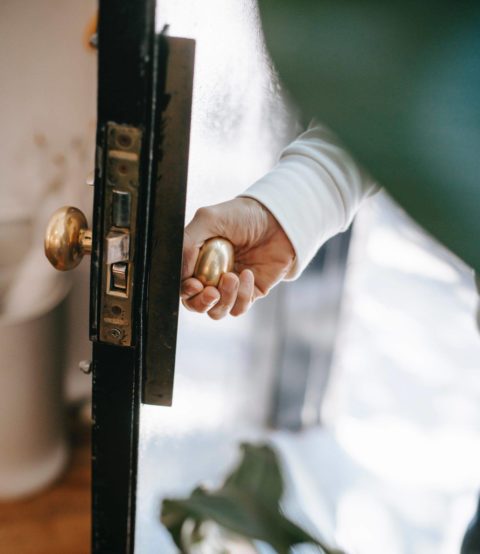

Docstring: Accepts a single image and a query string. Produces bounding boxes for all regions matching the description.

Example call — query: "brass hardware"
[110,328,122,339]
[194,238,235,287]
[112,190,131,227]
[110,262,128,291]
[99,123,141,346]
[105,231,130,264]
[44,206,92,271]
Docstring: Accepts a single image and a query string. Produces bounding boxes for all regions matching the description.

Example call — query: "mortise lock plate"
[99,123,141,346]
[43,124,139,347]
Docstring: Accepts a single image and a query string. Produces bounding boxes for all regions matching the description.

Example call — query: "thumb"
[182,207,221,279]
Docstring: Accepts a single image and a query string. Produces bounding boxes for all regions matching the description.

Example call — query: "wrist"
[238,192,298,278]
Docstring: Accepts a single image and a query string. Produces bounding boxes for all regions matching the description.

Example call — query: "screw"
[89,33,98,49]
[117,133,132,148]
[117,162,128,175]
[79,360,92,374]
[110,328,122,339]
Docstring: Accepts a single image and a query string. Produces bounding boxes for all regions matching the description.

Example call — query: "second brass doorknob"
[44,206,92,271]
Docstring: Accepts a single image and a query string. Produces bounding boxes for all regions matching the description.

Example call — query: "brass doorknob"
[44,206,92,271]
[194,237,235,287]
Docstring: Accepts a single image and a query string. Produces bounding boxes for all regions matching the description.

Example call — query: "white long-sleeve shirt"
[241,123,378,279]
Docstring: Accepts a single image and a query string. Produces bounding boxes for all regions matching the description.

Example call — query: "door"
[91,2,195,551]
[45,1,195,551]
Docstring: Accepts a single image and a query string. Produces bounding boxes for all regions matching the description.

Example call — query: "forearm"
[241,123,378,278]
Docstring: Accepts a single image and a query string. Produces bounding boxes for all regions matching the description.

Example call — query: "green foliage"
[161,443,342,554]
[258,0,480,271]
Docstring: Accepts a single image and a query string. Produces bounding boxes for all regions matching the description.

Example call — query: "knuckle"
[195,205,216,222]
[182,228,194,247]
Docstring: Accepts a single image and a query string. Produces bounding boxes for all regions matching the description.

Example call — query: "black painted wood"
[91,1,156,553]
[91,343,138,553]
[90,1,192,549]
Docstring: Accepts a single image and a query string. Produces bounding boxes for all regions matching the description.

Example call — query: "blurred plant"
[162,443,342,554]
[258,0,480,272]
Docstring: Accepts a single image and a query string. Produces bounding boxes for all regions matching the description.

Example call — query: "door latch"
[98,123,141,346]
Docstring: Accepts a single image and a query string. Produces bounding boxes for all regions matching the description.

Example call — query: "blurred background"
[1,1,479,553]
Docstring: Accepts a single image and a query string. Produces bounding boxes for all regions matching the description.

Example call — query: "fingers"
[181,229,200,280]
[182,270,255,319]
[230,269,255,317]
[181,277,204,300]
[182,285,220,313]
[207,272,240,320]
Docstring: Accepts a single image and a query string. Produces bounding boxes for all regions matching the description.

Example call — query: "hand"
[181,197,295,319]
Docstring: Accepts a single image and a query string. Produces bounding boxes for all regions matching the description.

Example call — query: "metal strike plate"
[99,123,141,346]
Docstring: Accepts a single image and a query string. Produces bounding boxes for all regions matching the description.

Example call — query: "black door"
[90,2,194,551]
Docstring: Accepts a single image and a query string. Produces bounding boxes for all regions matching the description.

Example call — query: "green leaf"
[161,443,342,554]
[258,0,480,271]
[223,443,283,505]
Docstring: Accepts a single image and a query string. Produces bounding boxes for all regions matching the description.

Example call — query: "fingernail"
[205,292,218,304]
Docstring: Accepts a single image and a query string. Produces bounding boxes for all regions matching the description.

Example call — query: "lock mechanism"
[44,123,141,347]
[98,123,142,346]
